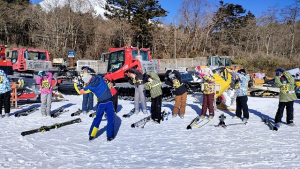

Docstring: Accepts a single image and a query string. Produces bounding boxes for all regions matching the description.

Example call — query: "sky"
[31,0,296,22]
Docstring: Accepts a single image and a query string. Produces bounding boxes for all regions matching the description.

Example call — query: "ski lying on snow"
[51,107,69,118]
[70,109,82,117]
[214,122,247,128]
[122,108,135,118]
[261,116,279,131]
[187,116,205,130]
[21,118,82,136]
[14,107,38,117]
[131,115,151,128]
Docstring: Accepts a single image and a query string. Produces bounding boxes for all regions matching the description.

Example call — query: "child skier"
[274,68,297,126]
[232,69,250,123]
[0,69,12,118]
[36,71,53,116]
[81,66,94,114]
[165,69,187,118]
[144,71,163,123]
[124,68,147,114]
[198,69,215,120]
[74,73,115,141]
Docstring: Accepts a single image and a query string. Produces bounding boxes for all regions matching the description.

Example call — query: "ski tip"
[131,124,135,128]
[186,126,192,130]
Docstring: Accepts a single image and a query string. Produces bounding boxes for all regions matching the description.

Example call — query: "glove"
[275,71,279,76]
[276,68,285,73]
[38,71,43,76]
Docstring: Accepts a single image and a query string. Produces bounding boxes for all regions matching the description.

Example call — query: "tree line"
[0,0,299,75]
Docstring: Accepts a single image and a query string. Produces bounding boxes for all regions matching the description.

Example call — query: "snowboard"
[21,118,82,136]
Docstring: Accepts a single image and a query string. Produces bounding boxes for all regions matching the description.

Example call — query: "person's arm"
[36,75,42,85]
[284,71,295,85]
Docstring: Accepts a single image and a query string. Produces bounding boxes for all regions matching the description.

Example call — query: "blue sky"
[31,0,295,22]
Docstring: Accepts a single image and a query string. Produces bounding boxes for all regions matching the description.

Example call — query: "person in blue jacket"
[74,73,115,141]
[0,70,12,118]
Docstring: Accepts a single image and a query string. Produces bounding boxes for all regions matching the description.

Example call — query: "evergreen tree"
[105,0,168,46]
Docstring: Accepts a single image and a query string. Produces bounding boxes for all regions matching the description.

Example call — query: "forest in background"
[0,0,300,75]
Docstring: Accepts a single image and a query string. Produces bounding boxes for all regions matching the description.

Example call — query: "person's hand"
[38,71,43,76]
[275,71,279,76]
[275,68,285,73]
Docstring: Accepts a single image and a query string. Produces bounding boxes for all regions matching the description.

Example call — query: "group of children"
[17,64,296,141]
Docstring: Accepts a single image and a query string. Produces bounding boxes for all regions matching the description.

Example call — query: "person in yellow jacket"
[199,70,215,120]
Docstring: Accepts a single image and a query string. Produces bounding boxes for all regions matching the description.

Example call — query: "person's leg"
[138,85,147,113]
[240,96,249,119]
[82,94,88,112]
[46,93,52,116]
[0,93,4,116]
[201,94,208,116]
[286,101,294,124]
[88,92,94,112]
[3,91,11,115]
[235,97,242,118]
[105,101,115,138]
[275,102,286,123]
[113,93,118,112]
[89,102,106,138]
[207,93,215,116]
[179,92,187,115]
[40,94,47,116]
[156,95,162,122]
[134,86,139,113]
[173,95,181,115]
[151,98,156,120]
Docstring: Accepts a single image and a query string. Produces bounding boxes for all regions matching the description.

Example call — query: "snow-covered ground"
[1,94,300,169]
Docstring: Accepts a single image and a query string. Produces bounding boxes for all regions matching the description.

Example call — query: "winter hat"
[196,66,201,72]
[238,69,246,75]
[82,73,92,84]
[169,73,176,80]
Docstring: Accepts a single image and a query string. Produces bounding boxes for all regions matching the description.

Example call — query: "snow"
[1,94,300,168]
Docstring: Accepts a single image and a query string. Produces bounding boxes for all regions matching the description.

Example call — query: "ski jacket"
[165,70,187,96]
[144,71,162,98]
[0,70,11,94]
[36,71,53,94]
[202,75,215,95]
[84,75,112,103]
[234,71,250,97]
[275,71,297,102]
[127,69,144,87]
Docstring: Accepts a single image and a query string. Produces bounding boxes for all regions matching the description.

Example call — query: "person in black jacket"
[165,69,187,118]
[124,68,148,114]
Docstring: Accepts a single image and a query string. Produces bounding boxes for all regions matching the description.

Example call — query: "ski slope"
[1,94,300,168]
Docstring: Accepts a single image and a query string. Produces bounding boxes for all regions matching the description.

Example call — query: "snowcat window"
[11,51,18,64]
[132,50,149,61]
[108,50,125,73]
[225,58,231,66]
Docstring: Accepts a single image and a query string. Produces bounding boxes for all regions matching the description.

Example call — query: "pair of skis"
[131,110,169,128]
[186,116,212,130]
[21,118,82,136]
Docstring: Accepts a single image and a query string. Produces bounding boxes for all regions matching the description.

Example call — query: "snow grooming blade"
[261,116,279,131]
[21,118,82,136]
[122,108,135,118]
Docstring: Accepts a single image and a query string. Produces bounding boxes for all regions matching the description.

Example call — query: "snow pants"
[113,93,118,112]
[40,93,52,116]
[275,101,294,124]
[235,95,249,119]
[89,101,115,138]
[82,92,94,112]
[173,92,187,115]
[151,95,162,122]
[134,84,147,113]
[0,90,11,115]
[201,93,215,116]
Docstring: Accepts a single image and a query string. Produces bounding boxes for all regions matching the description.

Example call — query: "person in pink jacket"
[36,71,53,116]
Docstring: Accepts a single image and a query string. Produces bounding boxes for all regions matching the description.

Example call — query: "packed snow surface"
[1,94,300,169]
